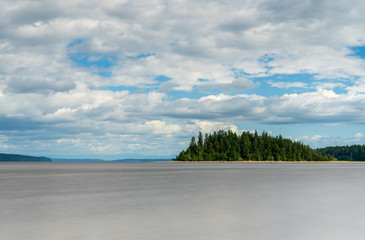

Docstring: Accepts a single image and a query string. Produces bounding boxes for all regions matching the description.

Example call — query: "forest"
[316,145,365,161]
[174,130,334,161]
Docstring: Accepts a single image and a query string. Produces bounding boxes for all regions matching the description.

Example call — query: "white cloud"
[2,0,365,157]
[0,135,14,151]
[311,135,324,141]
[57,138,80,144]
[315,82,346,90]
[354,133,364,139]
[192,120,239,135]
[89,143,112,152]
[269,81,308,89]
[299,133,365,148]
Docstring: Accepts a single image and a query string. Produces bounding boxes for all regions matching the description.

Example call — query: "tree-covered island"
[174,130,334,161]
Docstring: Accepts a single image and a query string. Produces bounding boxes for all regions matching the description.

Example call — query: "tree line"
[174,130,334,161]
[316,145,365,161]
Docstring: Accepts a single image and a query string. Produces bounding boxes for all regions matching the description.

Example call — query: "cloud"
[2,85,365,155]
[315,82,346,90]
[354,133,364,139]
[57,138,80,144]
[2,0,365,157]
[269,81,308,89]
[199,77,258,92]
[298,132,365,148]
[6,77,75,93]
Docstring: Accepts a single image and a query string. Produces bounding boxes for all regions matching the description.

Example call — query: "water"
[1,162,365,240]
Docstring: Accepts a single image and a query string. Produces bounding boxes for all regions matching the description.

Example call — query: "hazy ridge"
[0,153,51,162]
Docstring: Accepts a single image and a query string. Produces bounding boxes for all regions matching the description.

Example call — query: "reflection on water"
[1,162,365,240]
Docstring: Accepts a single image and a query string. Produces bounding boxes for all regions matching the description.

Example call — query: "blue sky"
[1,0,365,159]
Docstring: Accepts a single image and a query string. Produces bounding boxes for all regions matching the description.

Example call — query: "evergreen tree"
[198,132,204,149]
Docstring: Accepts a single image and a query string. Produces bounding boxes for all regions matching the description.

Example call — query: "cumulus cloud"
[2,0,365,157]
[157,90,365,124]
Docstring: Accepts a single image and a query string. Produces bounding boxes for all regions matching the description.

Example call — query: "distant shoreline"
[170,160,364,163]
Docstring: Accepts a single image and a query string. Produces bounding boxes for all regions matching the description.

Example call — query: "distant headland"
[0,153,52,162]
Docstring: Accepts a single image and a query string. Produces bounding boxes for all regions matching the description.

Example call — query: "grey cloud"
[258,0,333,22]
[104,1,164,20]
[219,20,258,33]
[199,78,258,92]
[163,95,263,121]
[147,91,365,125]
[6,78,76,93]
[6,1,64,25]
[157,82,180,92]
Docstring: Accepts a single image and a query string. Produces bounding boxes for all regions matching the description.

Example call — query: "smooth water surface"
[1,162,365,240]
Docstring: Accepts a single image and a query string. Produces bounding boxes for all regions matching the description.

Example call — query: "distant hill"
[0,153,52,162]
[317,145,365,161]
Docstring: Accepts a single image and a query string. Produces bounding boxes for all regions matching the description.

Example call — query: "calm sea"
[1,162,365,240]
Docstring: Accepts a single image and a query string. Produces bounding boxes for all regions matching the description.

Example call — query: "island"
[174,130,334,161]
[0,153,52,162]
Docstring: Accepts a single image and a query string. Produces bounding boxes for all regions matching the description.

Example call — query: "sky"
[1,0,365,159]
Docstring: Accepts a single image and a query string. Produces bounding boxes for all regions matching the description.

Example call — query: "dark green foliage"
[0,153,51,162]
[317,145,365,161]
[174,130,330,161]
